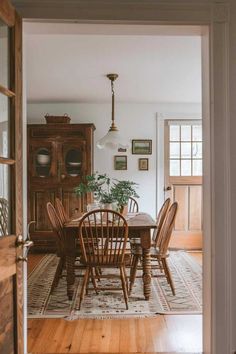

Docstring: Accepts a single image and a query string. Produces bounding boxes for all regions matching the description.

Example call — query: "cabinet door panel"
[30,189,57,231]
[61,189,87,218]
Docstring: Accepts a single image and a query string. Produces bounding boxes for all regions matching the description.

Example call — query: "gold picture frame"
[139,158,149,171]
[132,139,152,154]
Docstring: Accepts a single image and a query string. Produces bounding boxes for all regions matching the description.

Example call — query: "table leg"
[64,228,77,300]
[66,255,75,300]
[140,229,152,300]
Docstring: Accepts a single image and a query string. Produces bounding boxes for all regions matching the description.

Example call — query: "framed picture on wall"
[114,155,127,170]
[139,158,149,171]
[132,139,152,154]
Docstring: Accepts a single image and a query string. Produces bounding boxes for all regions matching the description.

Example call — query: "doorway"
[24,23,204,353]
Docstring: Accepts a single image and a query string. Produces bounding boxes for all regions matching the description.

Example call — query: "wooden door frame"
[17,1,232,353]
[0,0,23,353]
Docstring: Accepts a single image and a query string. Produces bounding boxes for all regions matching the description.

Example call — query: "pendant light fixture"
[97,73,129,150]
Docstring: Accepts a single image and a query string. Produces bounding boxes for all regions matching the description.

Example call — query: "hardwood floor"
[27,253,202,353]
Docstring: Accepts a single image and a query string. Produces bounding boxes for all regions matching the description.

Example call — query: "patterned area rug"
[27,251,202,319]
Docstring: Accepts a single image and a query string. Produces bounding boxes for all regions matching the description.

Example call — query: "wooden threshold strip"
[0,84,15,97]
[0,157,15,165]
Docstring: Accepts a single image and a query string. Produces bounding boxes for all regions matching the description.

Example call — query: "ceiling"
[24,23,202,103]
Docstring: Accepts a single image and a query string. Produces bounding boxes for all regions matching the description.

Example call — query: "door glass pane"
[192,142,202,158]
[0,94,9,158]
[193,160,202,176]
[181,125,191,141]
[181,159,191,176]
[181,142,191,158]
[192,125,202,141]
[169,125,180,141]
[170,142,180,158]
[170,159,180,176]
[0,164,10,236]
[0,20,9,88]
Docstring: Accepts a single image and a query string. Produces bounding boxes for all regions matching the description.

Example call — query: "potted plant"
[74,173,139,214]
[111,180,139,214]
[74,172,115,210]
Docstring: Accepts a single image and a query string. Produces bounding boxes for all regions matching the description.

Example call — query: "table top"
[64,212,157,230]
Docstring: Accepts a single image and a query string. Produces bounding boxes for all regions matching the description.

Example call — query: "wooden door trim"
[10,9,23,354]
[0,0,15,27]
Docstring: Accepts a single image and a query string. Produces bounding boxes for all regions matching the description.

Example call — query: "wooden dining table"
[63,212,157,300]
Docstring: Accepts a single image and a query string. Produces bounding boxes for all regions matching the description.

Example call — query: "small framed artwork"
[132,139,152,154]
[139,158,149,171]
[114,155,127,170]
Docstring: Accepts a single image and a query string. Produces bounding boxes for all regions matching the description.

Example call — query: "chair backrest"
[153,198,171,247]
[0,198,8,236]
[128,197,139,213]
[158,202,178,256]
[55,198,69,224]
[46,202,65,256]
[78,209,128,266]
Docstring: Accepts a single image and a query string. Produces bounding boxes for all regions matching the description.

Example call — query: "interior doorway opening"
[23,22,206,353]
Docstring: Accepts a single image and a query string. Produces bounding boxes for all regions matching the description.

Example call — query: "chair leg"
[95,267,101,281]
[120,266,129,310]
[129,255,139,295]
[123,266,129,292]
[91,267,99,294]
[79,267,89,310]
[50,257,63,293]
[162,258,175,296]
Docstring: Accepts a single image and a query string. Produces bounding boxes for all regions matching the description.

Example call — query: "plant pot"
[103,203,113,210]
[120,204,128,216]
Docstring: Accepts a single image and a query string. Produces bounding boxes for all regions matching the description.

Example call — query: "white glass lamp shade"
[96,130,129,150]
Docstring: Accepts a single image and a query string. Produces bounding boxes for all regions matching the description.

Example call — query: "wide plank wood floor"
[27,253,202,354]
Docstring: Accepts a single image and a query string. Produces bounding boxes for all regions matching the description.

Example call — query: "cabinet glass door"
[29,141,56,180]
[60,140,86,182]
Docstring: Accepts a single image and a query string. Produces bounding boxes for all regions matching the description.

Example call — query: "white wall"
[27,101,201,217]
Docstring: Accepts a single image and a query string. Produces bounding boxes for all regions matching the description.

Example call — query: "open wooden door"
[164,120,203,249]
[0,1,25,353]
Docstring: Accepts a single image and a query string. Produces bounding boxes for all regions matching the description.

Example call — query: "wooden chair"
[152,198,171,247]
[55,197,69,224]
[128,197,139,213]
[129,202,178,295]
[47,202,67,293]
[130,197,170,253]
[0,198,8,236]
[78,209,129,310]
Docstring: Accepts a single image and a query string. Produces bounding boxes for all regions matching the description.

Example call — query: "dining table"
[63,212,157,300]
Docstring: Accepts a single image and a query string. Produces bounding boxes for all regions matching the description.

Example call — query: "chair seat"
[80,252,131,266]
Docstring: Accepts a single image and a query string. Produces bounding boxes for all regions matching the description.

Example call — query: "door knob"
[16,235,33,248]
[164,186,172,191]
[17,256,28,263]
[61,174,66,180]
[16,234,34,262]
